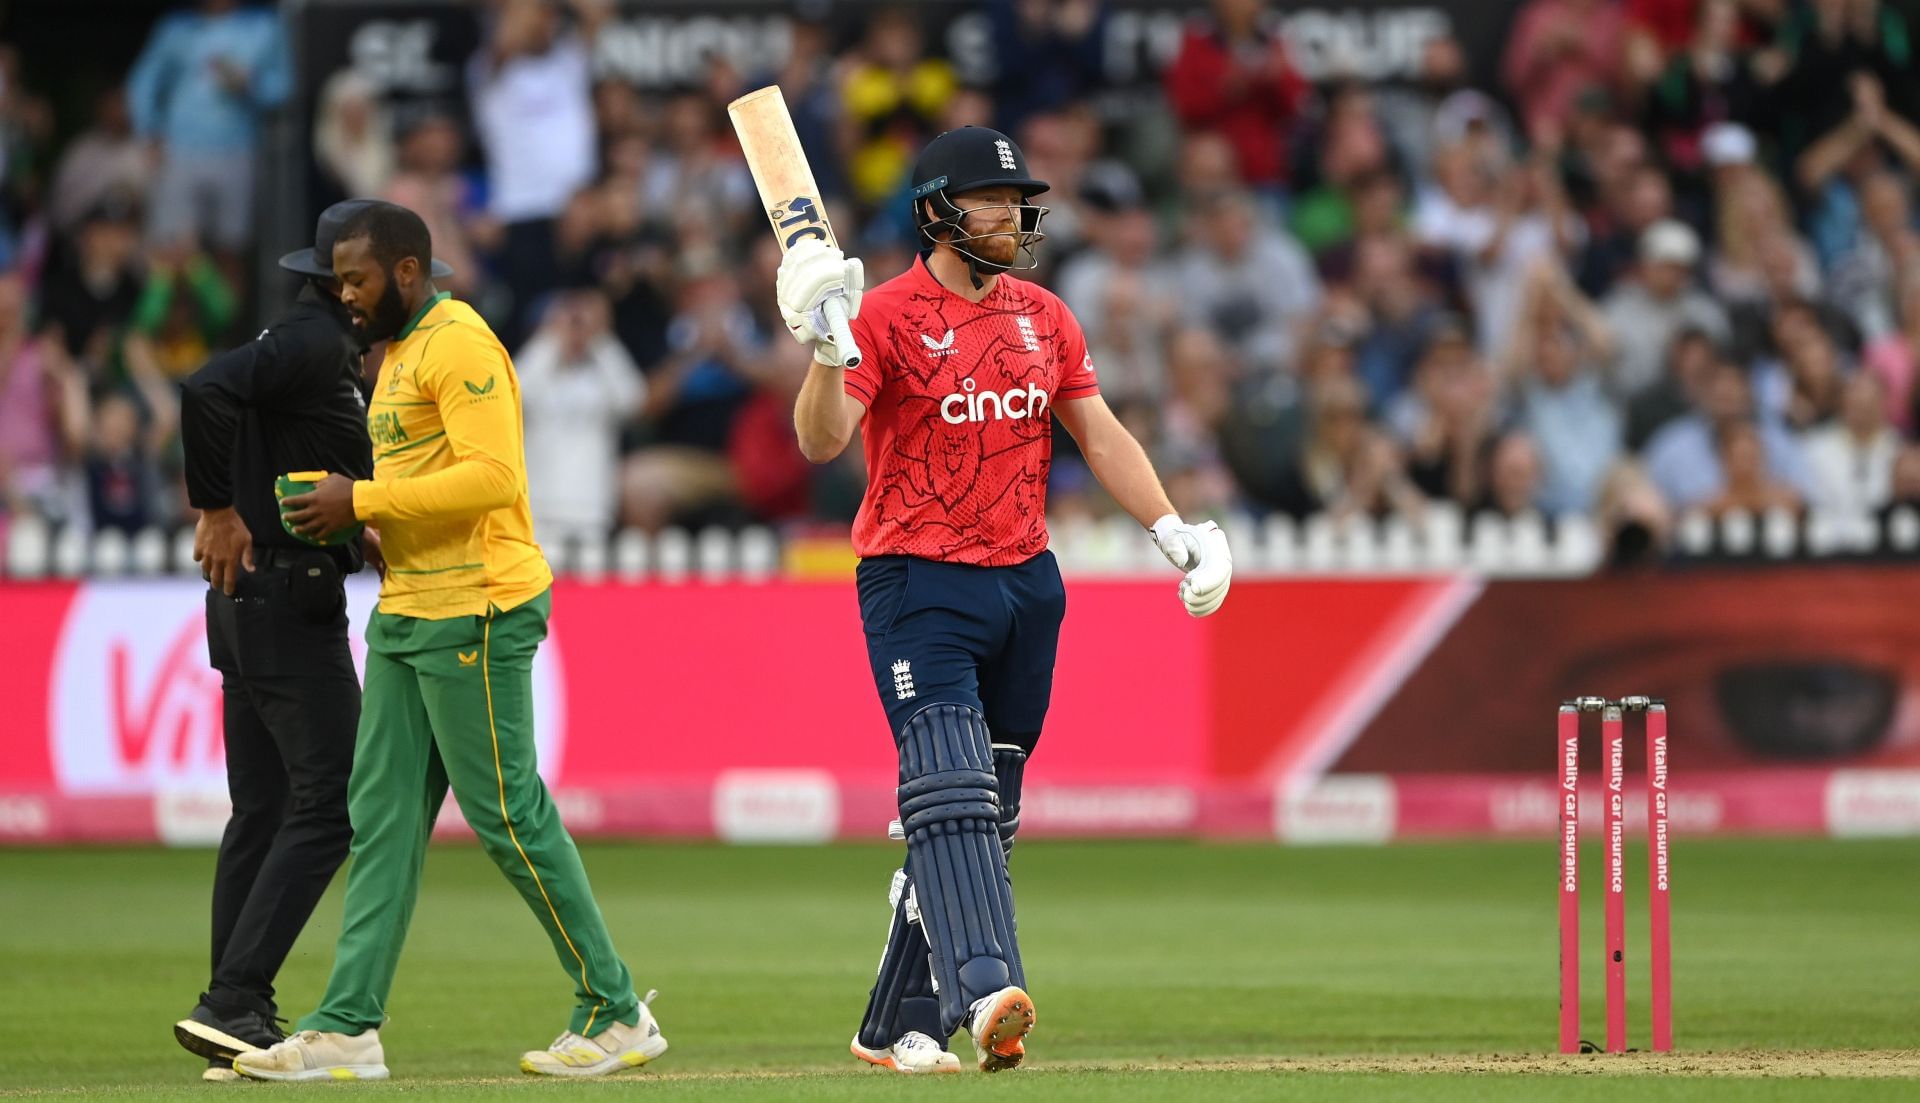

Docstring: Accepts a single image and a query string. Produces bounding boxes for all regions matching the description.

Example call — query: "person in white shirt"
[1803,371,1901,517]
[470,0,605,342]
[516,289,645,549]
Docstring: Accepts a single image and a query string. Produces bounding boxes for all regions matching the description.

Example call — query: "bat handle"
[822,293,861,369]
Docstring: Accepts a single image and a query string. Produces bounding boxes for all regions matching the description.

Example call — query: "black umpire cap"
[278,199,455,279]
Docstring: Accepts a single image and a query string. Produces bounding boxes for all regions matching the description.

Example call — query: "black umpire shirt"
[180,285,374,565]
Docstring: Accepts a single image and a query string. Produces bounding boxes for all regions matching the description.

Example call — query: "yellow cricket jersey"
[351,292,552,618]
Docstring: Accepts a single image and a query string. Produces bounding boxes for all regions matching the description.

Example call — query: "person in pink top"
[1503,0,1627,143]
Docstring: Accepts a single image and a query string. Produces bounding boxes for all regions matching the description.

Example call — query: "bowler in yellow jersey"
[244,202,665,1081]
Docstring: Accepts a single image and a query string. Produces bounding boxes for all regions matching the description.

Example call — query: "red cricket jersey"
[843,256,1100,565]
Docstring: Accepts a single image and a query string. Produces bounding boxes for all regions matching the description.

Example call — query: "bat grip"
[822,294,861,369]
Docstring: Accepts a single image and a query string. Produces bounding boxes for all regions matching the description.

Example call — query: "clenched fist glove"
[1149,514,1233,617]
[775,238,864,367]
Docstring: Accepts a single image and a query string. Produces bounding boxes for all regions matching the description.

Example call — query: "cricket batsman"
[236,202,665,1081]
[780,126,1233,1074]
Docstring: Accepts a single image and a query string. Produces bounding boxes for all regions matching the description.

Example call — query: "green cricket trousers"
[301,590,638,1037]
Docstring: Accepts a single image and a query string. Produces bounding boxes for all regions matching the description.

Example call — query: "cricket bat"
[728,84,862,368]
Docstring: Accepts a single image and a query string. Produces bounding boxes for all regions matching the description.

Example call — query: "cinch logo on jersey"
[940,377,1050,424]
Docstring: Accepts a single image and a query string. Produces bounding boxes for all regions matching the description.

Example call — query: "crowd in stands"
[6,0,1920,566]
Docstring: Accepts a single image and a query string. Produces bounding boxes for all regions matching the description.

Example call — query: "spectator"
[1501,0,1626,144]
[38,196,146,381]
[1419,146,1581,359]
[1374,35,1480,179]
[1640,0,1762,181]
[1578,158,1675,299]
[1054,165,1176,403]
[470,0,607,341]
[1158,326,1240,517]
[383,115,485,297]
[1861,271,1920,432]
[725,240,820,526]
[1508,264,1623,513]
[769,16,849,206]
[1703,419,1805,515]
[621,273,763,531]
[1644,357,1813,508]
[1712,167,1820,311]
[312,69,394,204]
[1603,219,1732,397]
[841,8,957,207]
[46,88,147,236]
[1163,0,1308,195]
[1170,189,1320,372]
[0,273,88,526]
[1347,232,1448,412]
[1826,169,1917,338]
[1776,318,1849,429]
[0,45,55,264]
[985,0,1108,136]
[1773,0,1920,160]
[123,244,239,381]
[1287,372,1421,520]
[638,92,758,228]
[1797,72,1920,266]
[1387,318,1498,506]
[127,0,290,264]
[1289,83,1398,255]
[1480,431,1548,516]
[1803,369,1900,513]
[82,391,166,535]
[1315,169,1424,282]
[517,289,646,548]
[1626,326,1721,449]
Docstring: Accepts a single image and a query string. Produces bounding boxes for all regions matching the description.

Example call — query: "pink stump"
[1558,704,1581,1054]
[1647,703,1673,1051]
[1603,705,1626,1053]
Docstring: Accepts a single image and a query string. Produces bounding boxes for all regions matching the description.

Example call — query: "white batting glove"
[775,238,864,367]
[1149,514,1233,617]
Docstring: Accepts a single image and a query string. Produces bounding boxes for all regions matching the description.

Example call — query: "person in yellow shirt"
[247,202,664,1081]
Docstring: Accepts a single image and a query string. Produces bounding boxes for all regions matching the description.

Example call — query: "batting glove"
[775,238,864,367]
[1150,514,1233,617]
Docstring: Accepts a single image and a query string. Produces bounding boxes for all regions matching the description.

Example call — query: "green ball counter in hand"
[276,471,364,547]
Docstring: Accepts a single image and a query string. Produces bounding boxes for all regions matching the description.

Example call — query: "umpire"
[169,200,450,1083]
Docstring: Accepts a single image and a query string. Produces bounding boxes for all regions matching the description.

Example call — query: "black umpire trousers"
[201,550,359,1017]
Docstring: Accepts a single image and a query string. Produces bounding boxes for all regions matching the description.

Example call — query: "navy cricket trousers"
[854,551,1066,745]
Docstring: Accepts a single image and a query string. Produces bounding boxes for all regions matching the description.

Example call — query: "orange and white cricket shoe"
[850,1030,962,1074]
[967,986,1035,1072]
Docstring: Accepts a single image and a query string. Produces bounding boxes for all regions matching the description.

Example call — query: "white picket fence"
[5,506,1914,582]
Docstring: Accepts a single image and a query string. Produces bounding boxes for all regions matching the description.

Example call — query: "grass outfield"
[0,838,1915,1099]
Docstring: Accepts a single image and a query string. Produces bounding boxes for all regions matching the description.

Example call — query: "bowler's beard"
[355,276,410,342]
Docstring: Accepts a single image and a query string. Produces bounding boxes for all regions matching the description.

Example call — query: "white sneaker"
[520,992,668,1077]
[232,1029,388,1082]
[850,1031,962,1074]
[967,986,1035,1072]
